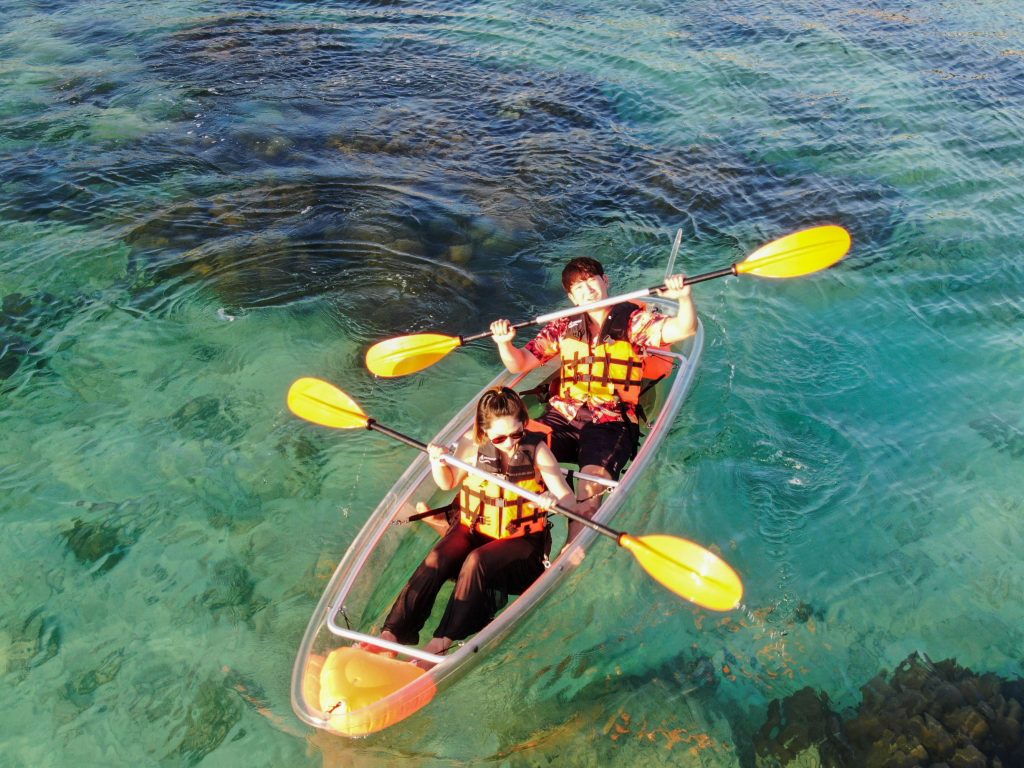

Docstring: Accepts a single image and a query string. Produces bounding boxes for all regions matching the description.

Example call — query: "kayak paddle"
[365,224,850,377]
[287,376,744,611]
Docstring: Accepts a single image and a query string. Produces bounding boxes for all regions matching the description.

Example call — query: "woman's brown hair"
[473,386,529,444]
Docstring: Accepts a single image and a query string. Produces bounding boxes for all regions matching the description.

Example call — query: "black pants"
[537,408,638,479]
[382,523,548,643]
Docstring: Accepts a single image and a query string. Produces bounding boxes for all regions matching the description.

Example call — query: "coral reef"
[755,686,850,767]
[755,652,1024,767]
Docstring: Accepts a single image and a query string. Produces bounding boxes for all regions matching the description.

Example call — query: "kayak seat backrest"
[641,345,674,381]
[526,418,553,445]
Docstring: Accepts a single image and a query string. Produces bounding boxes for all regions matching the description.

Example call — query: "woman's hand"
[427,442,456,489]
[537,491,559,510]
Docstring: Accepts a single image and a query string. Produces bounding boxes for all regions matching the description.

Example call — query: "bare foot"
[557,542,586,566]
[422,636,451,655]
[413,637,453,669]
[357,629,398,657]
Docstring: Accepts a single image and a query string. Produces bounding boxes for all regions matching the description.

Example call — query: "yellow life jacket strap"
[563,350,645,388]
[459,485,545,538]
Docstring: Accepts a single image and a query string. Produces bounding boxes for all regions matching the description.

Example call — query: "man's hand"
[490,319,516,345]
[660,273,691,300]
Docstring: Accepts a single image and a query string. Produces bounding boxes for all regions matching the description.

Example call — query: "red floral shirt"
[524,304,670,423]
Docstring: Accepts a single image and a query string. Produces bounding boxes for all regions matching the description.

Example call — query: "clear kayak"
[291,301,705,737]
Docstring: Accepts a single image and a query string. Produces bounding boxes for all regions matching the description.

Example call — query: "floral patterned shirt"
[524,303,670,423]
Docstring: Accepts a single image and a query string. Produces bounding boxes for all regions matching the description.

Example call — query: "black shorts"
[536,409,638,479]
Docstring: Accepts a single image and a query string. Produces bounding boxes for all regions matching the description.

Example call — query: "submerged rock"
[754,652,1024,767]
[61,517,137,575]
[0,335,26,381]
[792,601,824,625]
[68,647,125,696]
[4,609,61,676]
[969,414,1024,461]
[171,394,246,443]
[273,430,327,499]
[1,291,87,383]
[754,687,849,767]
[196,557,268,622]
[59,647,126,723]
[168,678,243,767]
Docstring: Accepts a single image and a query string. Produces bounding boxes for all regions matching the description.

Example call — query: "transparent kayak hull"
[291,305,704,737]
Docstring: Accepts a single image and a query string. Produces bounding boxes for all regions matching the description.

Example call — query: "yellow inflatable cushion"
[319,646,428,716]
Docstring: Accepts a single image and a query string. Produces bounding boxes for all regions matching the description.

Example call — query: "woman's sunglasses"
[490,429,525,445]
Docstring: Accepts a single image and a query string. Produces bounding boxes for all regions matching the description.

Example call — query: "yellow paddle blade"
[620,534,743,611]
[365,333,463,377]
[287,377,369,429]
[737,225,851,278]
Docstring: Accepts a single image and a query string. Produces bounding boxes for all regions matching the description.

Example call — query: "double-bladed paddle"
[366,224,850,377]
[287,376,744,611]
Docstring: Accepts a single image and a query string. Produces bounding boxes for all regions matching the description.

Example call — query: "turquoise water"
[2,0,1022,765]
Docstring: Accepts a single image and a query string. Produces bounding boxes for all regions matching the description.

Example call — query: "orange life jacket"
[459,430,548,539]
[558,301,670,407]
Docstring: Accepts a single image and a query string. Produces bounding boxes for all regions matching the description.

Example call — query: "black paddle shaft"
[366,420,428,451]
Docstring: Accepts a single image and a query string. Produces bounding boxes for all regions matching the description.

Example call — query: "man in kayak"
[489,258,697,543]
[377,387,576,661]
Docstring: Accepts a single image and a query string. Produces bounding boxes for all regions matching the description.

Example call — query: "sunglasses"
[490,429,525,446]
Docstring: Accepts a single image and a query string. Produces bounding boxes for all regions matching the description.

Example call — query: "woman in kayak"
[378,386,575,660]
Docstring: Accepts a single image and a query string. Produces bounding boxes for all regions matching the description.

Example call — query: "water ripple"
[2,0,1024,763]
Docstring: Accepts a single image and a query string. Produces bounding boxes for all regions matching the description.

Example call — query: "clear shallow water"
[1,0,1022,765]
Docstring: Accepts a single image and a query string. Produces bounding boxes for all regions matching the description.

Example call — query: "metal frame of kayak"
[291,302,704,736]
